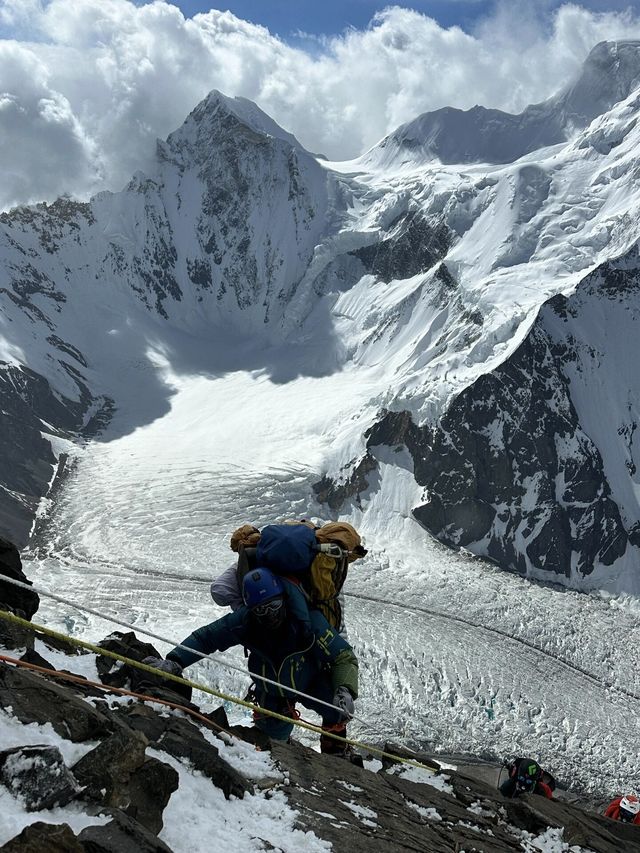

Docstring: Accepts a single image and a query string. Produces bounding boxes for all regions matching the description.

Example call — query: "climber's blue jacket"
[166,578,358,702]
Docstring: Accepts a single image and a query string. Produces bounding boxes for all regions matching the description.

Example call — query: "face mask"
[252,598,286,629]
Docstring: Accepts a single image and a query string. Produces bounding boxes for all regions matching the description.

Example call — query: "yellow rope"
[0,607,438,774]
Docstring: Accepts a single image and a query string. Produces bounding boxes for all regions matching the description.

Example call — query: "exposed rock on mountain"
[0,745,79,812]
[0,365,99,548]
[0,94,331,543]
[358,243,640,584]
[349,210,451,281]
[0,538,38,621]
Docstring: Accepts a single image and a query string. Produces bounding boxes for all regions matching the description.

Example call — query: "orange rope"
[0,653,240,743]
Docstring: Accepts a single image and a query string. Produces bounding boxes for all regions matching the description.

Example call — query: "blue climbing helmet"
[242,567,285,610]
[242,567,286,629]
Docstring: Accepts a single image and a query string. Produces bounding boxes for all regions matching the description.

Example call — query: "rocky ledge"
[1,540,639,852]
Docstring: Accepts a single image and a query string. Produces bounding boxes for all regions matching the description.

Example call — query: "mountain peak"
[158,90,309,168]
[201,91,306,149]
[559,39,640,126]
[362,39,640,169]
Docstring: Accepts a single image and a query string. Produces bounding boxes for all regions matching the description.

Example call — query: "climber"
[145,567,359,759]
[604,794,640,824]
[499,757,555,799]
[209,519,363,639]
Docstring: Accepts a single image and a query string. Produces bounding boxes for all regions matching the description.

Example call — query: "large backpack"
[230,521,366,629]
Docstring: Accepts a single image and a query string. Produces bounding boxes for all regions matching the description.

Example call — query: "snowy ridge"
[362,245,640,591]
[359,40,640,169]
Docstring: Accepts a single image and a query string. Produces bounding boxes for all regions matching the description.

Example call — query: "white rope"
[342,591,640,703]
[0,574,353,719]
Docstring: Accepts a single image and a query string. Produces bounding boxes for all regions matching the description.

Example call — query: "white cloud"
[1,0,640,210]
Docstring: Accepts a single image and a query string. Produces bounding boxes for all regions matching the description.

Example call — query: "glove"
[142,656,183,677]
[333,686,355,721]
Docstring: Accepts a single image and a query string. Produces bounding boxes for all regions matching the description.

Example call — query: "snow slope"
[360,40,640,168]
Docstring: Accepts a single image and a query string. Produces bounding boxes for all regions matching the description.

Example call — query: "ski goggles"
[253,598,285,618]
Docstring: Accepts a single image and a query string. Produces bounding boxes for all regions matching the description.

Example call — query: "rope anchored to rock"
[0,598,439,774]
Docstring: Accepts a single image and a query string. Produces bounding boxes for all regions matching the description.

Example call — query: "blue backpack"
[231,521,366,629]
[255,524,319,575]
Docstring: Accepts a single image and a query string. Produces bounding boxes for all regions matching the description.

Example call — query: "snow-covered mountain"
[362,40,640,168]
[2,40,640,595]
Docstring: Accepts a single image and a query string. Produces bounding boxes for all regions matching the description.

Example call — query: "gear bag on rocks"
[230,521,367,629]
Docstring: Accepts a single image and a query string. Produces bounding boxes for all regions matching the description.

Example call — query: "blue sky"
[170,0,639,39]
[173,1,489,36]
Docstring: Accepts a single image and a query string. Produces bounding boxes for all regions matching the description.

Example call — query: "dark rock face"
[366,315,626,578]
[0,366,70,547]
[0,537,39,618]
[95,632,163,685]
[156,94,327,318]
[19,649,56,671]
[0,363,104,548]
[314,252,640,583]
[0,541,40,662]
[273,740,639,853]
[421,318,626,577]
[0,617,34,653]
[113,703,172,745]
[0,664,113,742]
[313,452,379,511]
[0,821,85,852]
[120,757,179,834]
[0,199,115,551]
[0,745,78,811]
[95,631,192,705]
[72,729,149,802]
[156,719,250,800]
[350,211,450,282]
[73,731,178,835]
[77,809,174,853]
